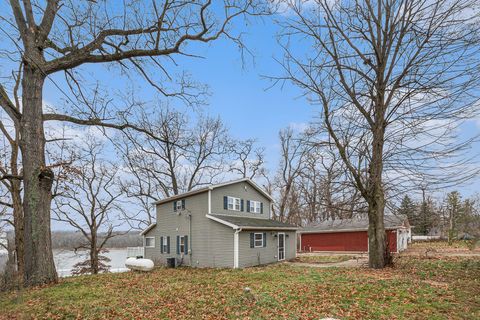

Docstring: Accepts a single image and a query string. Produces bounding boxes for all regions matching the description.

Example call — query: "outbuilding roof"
[207,214,298,230]
[300,215,409,234]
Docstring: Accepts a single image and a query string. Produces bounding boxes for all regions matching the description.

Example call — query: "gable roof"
[140,223,156,236]
[153,178,273,205]
[300,215,409,234]
[207,214,298,230]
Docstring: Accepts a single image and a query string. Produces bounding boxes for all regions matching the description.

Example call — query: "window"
[227,196,241,211]
[180,236,185,253]
[162,237,168,253]
[254,233,264,248]
[145,237,155,248]
[249,201,261,214]
[180,236,188,254]
[174,199,185,212]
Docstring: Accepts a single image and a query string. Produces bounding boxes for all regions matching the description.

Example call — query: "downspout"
[188,213,193,265]
[234,228,242,269]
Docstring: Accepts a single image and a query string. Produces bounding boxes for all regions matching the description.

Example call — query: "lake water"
[54,248,129,277]
[1,248,129,277]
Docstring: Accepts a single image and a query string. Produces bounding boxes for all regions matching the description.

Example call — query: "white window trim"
[254,233,264,248]
[250,200,261,214]
[162,236,168,253]
[144,237,155,248]
[227,196,241,211]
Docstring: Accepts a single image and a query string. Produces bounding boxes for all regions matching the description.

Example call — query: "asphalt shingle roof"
[208,214,298,230]
[300,214,408,233]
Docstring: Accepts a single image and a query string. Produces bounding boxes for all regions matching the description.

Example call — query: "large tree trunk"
[90,233,98,274]
[20,64,57,286]
[367,118,387,268]
[367,194,386,268]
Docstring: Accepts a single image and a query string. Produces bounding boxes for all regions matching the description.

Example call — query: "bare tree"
[275,0,480,268]
[229,139,265,179]
[115,108,231,229]
[273,128,309,222]
[0,0,270,285]
[271,124,365,226]
[0,82,24,287]
[53,137,124,275]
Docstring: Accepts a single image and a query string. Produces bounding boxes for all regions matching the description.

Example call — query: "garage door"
[301,231,368,252]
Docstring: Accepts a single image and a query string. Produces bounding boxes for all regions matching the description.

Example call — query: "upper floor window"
[227,196,241,211]
[249,200,262,214]
[173,199,185,212]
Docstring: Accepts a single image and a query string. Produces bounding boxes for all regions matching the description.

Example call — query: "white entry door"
[278,232,285,261]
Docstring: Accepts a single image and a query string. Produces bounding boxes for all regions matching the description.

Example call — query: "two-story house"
[140,178,298,268]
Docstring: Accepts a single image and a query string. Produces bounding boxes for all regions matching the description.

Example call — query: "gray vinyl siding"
[144,180,295,268]
[238,231,296,268]
[192,219,234,268]
[143,227,161,263]
[211,181,271,219]
[144,190,235,268]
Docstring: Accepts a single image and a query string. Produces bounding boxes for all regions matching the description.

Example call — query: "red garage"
[299,215,411,253]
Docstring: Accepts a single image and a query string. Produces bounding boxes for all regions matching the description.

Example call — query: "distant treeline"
[51,231,142,250]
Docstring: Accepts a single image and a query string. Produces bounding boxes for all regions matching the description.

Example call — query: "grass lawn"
[1,256,479,319]
[409,240,477,250]
[294,255,356,264]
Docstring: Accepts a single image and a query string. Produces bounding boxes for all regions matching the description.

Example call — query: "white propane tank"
[125,257,154,272]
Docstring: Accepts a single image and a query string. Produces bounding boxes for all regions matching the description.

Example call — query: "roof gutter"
[206,214,298,230]
[298,226,405,234]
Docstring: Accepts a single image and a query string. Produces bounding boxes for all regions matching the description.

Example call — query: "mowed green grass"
[1,256,479,320]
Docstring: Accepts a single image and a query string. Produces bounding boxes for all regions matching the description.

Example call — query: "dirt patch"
[288,257,368,268]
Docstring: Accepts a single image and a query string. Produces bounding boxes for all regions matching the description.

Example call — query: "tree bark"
[20,64,57,286]
[9,131,25,286]
[12,181,24,287]
[367,118,387,268]
[90,232,98,274]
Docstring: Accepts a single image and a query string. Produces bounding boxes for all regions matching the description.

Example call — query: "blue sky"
[40,14,316,178]
[1,2,479,208]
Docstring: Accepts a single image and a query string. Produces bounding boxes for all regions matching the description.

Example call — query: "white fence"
[127,246,145,258]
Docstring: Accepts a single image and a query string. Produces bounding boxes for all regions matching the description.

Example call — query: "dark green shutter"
[184,235,188,254]
[173,202,177,212]
[250,233,254,248]
[260,202,263,214]
[246,200,250,212]
[263,232,267,247]
[160,236,164,253]
[241,199,244,211]
[224,196,228,210]
[176,235,180,254]
[167,236,170,254]
[181,199,186,210]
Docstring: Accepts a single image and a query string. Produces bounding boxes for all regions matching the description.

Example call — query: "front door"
[278,232,285,261]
